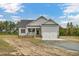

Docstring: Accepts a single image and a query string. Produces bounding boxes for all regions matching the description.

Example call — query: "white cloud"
[0,14,4,18]
[0,3,24,13]
[58,3,79,28]
[0,18,6,21]
[60,19,79,28]
[20,9,24,12]
[11,16,21,23]
[68,15,79,24]
[60,14,79,28]
[60,23,67,28]
[63,3,79,14]
[58,15,66,19]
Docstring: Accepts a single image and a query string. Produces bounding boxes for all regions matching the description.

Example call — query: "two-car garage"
[41,22,59,40]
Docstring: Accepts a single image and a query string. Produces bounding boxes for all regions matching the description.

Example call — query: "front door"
[36,28,41,36]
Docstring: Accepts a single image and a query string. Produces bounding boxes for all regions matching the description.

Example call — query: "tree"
[0,21,18,34]
[66,22,70,35]
[70,22,74,35]
[59,22,79,36]
[0,21,5,31]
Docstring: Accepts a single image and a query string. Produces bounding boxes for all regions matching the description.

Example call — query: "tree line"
[0,21,18,35]
[59,22,79,36]
[0,21,79,36]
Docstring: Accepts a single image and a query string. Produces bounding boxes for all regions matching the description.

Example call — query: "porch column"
[34,28,36,37]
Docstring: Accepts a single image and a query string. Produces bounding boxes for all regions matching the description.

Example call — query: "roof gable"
[27,16,48,26]
[37,16,47,20]
[42,19,58,25]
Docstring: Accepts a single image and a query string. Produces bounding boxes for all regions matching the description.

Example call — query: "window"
[28,28,31,32]
[21,29,25,33]
[28,28,35,32]
[32,28,35,32]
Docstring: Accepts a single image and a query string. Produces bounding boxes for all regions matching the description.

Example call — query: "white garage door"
[42,32,58,40]
[42,25,59,40]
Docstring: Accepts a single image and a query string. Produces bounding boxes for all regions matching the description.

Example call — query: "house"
[18,16,59,40]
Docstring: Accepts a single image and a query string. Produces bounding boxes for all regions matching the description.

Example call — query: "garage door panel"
[42,26,59,32]
[42,32,58,40]
[42,25,59,40]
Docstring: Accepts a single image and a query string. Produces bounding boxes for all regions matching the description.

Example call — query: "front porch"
[27,27,42,37]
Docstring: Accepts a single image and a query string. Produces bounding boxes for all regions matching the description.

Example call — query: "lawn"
[0,35,79,56]
[0,39,16,55]
[60,36,79,42]
[0,35,18,39]
[29,38,43,45]
[0,32,18,35]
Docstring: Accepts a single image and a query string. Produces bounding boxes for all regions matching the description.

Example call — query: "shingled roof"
[18,20,33,28]
[18,16,59,28]
[42,19,58,25]
[27,16,48,26]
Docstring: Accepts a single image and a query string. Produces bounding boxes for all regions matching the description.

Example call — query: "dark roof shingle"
[18,20,33,28]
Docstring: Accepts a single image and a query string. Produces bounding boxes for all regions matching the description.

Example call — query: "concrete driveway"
[44,40,79,51]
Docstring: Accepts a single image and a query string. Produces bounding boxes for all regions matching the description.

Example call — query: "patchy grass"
[28,38,43,45]
[60,36,79,42]
[0,35,18,39]
[0,32,18,35]
[0,35,79,56]
[0,39,16,53]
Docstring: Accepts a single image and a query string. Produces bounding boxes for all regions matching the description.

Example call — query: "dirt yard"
[0,35,79,56]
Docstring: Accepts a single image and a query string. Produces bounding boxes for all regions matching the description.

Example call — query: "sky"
[0,3,79,28]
